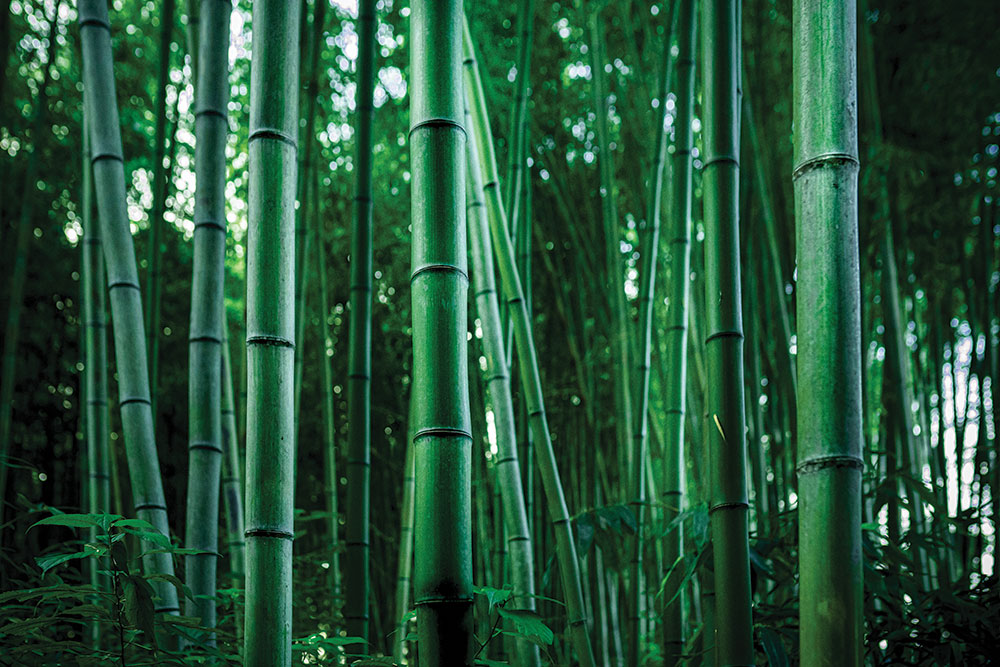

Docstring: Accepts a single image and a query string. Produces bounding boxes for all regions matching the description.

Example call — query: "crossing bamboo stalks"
[701,0,754,663]
[78,0,179,616]
[244,1,300,661]
[145,0,175,423]
[464,19,597,667]
[466,105,542,667]
[345,0,377,649]
[662,1,695,661]
[793,0,864,663]
[184,0,232,635]
[410,2,474,662]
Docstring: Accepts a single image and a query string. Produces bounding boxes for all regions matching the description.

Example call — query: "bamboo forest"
[1,0,999,664]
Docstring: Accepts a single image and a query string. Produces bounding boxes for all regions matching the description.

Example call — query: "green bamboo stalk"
[464,20,596,667]
[314,179,341,601]
[82,107,111,648]
[78,0,179,616]
[629,3,677,660]
[292,0,327,447]
[466,109,542,667]
[244,1,300,661]
[345,0,377,649]
[588,10,634,483]
[0,1,61,540]
[186,0,199,81]
[792,0,864,663]
[393,401,416,665]
[701,1,754,663]
[662,1,695,661]
[183,0,231,635]
[503,0,535,228]
[220,323,245,595]
[411,2,474,662]
[145,0,176,424]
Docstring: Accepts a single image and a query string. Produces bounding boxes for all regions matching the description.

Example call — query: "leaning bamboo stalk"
[244,1,300,662]
[701,0,754,663]
[411,1,474,662]
[466,105,542,667]
[793,0,864,662]
[464,19,597,667]
[345,0,377,649]
[184,0,232,635]
[78,0,179,615]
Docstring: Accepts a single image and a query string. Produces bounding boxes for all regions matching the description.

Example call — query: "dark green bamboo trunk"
[792,0,864,663]
[145,0,176,424]
[244,1,300,662]
[0,2,60,538]
[411,2,474,662]
[78,0,179,616]
[701,1,754,663]
[662,0,696,661]
[466,109,542,667]
[220,324,245,596]
[465,20,597,667]
[184,0,231,634]
[82,108,111,647]
[345,0,377,649]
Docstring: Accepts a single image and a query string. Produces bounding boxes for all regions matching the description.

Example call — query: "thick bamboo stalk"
[411,2,474,662]
[184,0,232,635]
[78,0,179,616]
[629,3,677,660]
[244,1,300,661]
[662,6,696,658]
[345,0,377,649]
[466,110,542,667]
[464,20,596,667]
[701,1,754,663]
[145,0,176,424]
[0,1,60,540]
[792,0,864,663]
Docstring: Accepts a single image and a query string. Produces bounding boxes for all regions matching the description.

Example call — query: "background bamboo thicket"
[0,0,999,665]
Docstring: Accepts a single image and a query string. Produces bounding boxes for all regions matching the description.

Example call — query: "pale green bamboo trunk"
[145,0,176,425]
[629,4,676,660]
[411,1,474,662]
[220,324,245,593]
[345,0,377,649]
[793,2,863,664]
[392,411,415,665]
[662,1,696,661]
[466,106,542,667]
[701,1,754,663]
[244,1,300,662]
[464,20,596,667]
[184,0,232,634]
[78,0,179,616]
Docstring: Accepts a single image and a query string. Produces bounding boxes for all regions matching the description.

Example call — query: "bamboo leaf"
[35,550,93,575]
[496,607,554,646]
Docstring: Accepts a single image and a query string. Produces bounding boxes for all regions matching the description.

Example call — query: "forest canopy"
[0,0,999,665]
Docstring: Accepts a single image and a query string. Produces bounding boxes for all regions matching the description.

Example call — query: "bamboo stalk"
[244,1,301,661]
[793,0,864,662]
